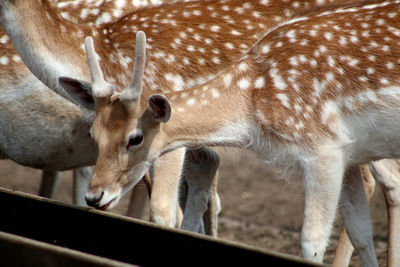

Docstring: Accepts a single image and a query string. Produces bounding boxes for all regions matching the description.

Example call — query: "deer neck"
[0,0,92,101]
[159,59,256,154]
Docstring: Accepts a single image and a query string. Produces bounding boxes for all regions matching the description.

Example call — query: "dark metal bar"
[0,231,136,267]
[0,188,324,267]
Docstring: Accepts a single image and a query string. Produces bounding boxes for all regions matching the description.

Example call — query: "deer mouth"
[97,197,117,211]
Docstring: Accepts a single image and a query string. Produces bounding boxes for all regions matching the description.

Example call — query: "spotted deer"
[0,0,326,231]
[0,0,220,228]
[51,0,189,215]
[0,0,393,265]
[52,0,400,263]
[0,0,286,235]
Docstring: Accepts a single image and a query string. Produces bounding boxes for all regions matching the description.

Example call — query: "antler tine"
[84,36,113,98]
[85,36,104,84]
[120,31,147,104]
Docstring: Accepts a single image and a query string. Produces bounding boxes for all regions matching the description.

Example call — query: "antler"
[84,36,114,98]
[120,31,147,105]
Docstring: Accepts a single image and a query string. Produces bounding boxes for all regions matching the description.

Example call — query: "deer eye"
[126,131,143,149]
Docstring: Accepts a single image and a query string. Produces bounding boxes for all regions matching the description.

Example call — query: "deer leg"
[369,159,400,267]
[72,166,91,206]
[181,147,220,235]
[38,170,60,198]
[333,164,376,267]
[333,230,354,267]
[202,170,221,237]
[149,148,185,228]
[339,166,378,267]
[126,174,151,220]
[301,150,346,263]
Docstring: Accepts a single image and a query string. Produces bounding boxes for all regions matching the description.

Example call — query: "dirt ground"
[0,149,388,266]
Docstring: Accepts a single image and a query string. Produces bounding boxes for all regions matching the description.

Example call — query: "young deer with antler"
[0,0,175,209]
[0,0,223,234]
[0,0,154,205]
[56,0,400,264]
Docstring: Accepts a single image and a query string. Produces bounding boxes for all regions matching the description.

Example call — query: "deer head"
[59,32,169,210]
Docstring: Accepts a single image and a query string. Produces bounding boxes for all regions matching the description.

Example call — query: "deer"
[0,0,224,234]
[45,0,183,215]
[0,0,167,208]
[51,0,400,264]
[0,0,122,206]
[0,0,218,224]
[0,0,395,265]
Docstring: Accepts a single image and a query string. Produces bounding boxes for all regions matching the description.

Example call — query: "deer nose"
[85,191,104,207]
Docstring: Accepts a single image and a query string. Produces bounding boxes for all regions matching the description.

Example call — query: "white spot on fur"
[358,76,368,83]
[235,7,244,14]
[324,32,333,41]
[183,57,190,65]
[95,12,112,26]
[386,61,394,70]
[380,78,389,85]
[223,74,232,87]
[210,25,221,32]
[212,57,221,64]
[238,78,250,90]
[154,51,165,58]
[165,73,184,91]
[231,30,241,36]
[327,56,335,67]
[276,93,290,108]
[187,45,195,52]
[321,101,339,125]
[270,68,287,90]
[186,98,196,106]
[198,58,206,65]
[309,30,317,37]
[12,54,21,62]
[255,77,265,89]
[252,11,261,18]
[211,88,220,99]
[0,56,9,65]
[238,63,248,71]
[262,44,270,54]
[366,67,375,74]
[338,36,347,45]
[0,35,9,44]
[225,43,234,50]
[289,56,298,66]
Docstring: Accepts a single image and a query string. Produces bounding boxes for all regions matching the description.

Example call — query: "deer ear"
[59,76,95,110]
[147,94,171,123]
